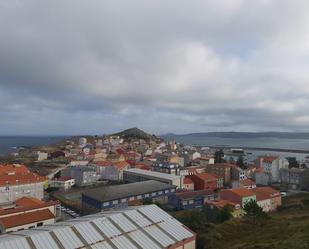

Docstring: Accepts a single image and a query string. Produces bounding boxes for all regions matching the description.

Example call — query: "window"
[137,195,142,200]
[171,189,175,193]
[151,192,156,196]
[37,222,43,227]
[121,198,127,203]
[182,201,188,205]
[158,191,163,195]
[129,197,135,201]
[165,190,169,193]
[189,200,194,204]
[145,194,150,197]
[112,200,119,204]
[103,202,110,207]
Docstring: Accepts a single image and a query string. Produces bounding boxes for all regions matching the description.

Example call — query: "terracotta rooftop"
[240,178,256,186]
[0,198,59,216]
[252,187,280,198]
[183,177,194,185]
[192,173,219,181]
[0,164,46,187]
[206,199,239,209]
[221,188,255,197]
[0,209,55,229]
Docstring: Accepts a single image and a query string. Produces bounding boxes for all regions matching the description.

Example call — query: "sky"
[1,0,309,135]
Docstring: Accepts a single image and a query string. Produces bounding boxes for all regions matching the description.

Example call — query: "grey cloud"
[1,0,309,134]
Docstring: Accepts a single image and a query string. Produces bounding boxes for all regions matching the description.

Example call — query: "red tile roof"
[222,188,255,197]
[183,177,194,185]
[206,199,239,209]
[0,198,59,216]
[0,209,55,229]
[0,164,46,187]
[240,178,256,186]
[193,173,219,181]
[15,197,44,207]
[252,187,281,199]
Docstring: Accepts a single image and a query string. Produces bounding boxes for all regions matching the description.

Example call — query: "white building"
[0,164,45,204]
[78,137,87,146]
[36,151,48,161]
[124,168,183,188]
[257,156,289,183]
[50,177,75,191]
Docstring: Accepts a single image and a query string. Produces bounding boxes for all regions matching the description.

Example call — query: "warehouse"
[82,180,176,212]
[123,168,183,188]
[0,205,196,249]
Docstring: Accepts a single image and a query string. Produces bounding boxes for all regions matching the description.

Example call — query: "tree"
[236,156,246,169]
[216,205,233,223]
[286,157,299,168]
[243,199,268,224]
[214,149,225,163]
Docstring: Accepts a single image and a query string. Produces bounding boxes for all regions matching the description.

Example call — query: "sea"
[162,135,309,162]
[0,136,68,156]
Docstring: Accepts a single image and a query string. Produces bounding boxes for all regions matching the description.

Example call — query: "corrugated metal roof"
[0,235,31,249]
[0,205,195,249]
[91,241,113,249]
[110,235,137,249]
[143,225,175,247]
[129,230,161,249]
[14,230,60,249]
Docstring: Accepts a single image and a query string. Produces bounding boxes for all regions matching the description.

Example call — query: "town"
[0,128,308,248]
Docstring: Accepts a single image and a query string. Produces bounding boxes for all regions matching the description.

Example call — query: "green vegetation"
[243,199,268,224]
[173,193,309,249]
[214,149,225,163]
[237,156,246,169]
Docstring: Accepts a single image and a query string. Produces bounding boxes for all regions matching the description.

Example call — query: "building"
[254,169,272,186]
[231,165,247,181]
[256,156,289,183]
[0,197,59,234]
[78,137,87,145]
[0,164,46,204]
[280,168,309,190]
[183,177,194,190]
[0,205,196,249]
[232,178,256,189]
[35,151,48,162]
[49,177,75,191]
[205,163,233,186]
[151,162,179,175]
[220,188,256,208]
[82,180,176,212]
[188,173,223,191]
[168,189,215,211]
[123,168,183,188]
[61,166,100,186]
[94,161,130,181]
[252,187,281,211]
[205,200,243,218]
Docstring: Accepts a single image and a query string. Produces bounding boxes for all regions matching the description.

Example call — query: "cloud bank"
[1,0,309,135]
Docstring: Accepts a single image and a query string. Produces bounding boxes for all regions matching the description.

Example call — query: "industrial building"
[0,204,196,249]
[82,180,176,212]
[123,168,183,188]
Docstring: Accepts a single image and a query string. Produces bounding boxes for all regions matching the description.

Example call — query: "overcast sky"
[1,0,309,135]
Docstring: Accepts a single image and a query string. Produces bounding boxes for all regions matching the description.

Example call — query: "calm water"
[0,136,67,155]
[166,136,309,151]
[163,135,309,161]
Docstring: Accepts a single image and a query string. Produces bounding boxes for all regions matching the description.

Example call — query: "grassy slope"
[202,193,309,249]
